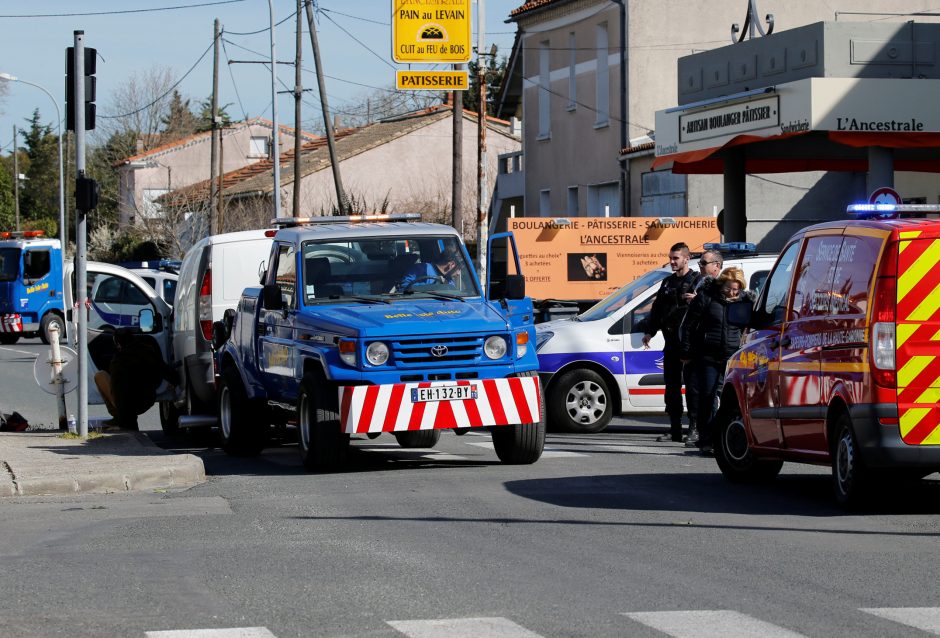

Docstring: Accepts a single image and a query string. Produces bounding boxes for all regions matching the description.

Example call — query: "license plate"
[411,385,477,403]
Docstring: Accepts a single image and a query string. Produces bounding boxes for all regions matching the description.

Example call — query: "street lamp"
[0,72,66,285]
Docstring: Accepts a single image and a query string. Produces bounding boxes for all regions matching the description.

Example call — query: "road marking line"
[861,607,940,634]
[622,610,809,638]
[0,345,38,357]
[145,628,277,638]
[388,617,544,638]
[464,441,587,458]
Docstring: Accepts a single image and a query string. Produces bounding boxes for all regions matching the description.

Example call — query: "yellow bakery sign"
[392,0,471,63]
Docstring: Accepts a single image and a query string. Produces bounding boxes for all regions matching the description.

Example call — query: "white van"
[161,230,273,434]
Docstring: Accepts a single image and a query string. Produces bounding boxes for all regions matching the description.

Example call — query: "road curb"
[9,456,206,496]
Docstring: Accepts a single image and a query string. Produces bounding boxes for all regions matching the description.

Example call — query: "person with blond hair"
[679,266,754,453]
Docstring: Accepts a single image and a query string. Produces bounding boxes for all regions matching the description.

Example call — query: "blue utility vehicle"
[0,230,65,344]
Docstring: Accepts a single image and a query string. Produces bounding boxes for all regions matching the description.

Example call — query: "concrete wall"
[287,116,520,239]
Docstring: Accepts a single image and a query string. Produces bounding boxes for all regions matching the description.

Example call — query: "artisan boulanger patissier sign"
[655,77,940,158]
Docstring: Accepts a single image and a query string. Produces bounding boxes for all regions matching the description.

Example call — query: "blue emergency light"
[847,204,940,219]
[703,242,757,254]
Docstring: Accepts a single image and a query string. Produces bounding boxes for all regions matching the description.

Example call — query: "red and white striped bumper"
[0,314,23,333]
[339,377,542,434]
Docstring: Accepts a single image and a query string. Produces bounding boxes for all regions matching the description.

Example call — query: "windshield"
[578,269,670,321]
[0,248,21,282]
[300,235,478,304]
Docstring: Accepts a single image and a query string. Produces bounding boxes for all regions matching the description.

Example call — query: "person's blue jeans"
[687,358,725,445]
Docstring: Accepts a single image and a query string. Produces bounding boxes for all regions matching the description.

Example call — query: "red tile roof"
[510,0,564,18]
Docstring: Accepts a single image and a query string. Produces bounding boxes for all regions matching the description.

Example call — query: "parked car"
[535,244,775,433]
[160,229,273,434]
[131,268,179,307]
[715,204,940,506]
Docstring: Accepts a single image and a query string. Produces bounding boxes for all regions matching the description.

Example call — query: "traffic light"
[65,46,96,131]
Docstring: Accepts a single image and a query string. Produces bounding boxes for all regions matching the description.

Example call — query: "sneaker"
[685,428,700,448]
[657,433,682,443]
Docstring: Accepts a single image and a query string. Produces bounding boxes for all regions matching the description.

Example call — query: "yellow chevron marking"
[899,240,912,255]
[921,425,940,445]
[906,281,940,322]
[898,355,934,389]
[914,387,940,405]
[933,327,940,341]
[897,323,920,348]
[900,231,923,240]
[898,239,940,303]
[900,407,929,437]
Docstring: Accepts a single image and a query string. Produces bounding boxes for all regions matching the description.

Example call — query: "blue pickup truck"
[216,215,545,471]
[0,231,66,344]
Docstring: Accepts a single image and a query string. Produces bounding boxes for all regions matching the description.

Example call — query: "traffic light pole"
[73,30,89,438]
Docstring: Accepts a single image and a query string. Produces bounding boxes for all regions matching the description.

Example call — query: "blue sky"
[0,0,521,151]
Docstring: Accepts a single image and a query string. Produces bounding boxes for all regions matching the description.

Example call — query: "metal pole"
[304,0,347,214]
[209,18,221,236]
[293,0,303,218]
[452,66,464,236]
[13,125,19,232]
[476,0,488,287]
[267,0,282,218]
[74,30,89,439]
[48,323,68,430]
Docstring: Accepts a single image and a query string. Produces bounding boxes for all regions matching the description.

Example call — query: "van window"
[749,270,769,295]
[0,248,21,281]
[759,241,801,325]
[791,236,843,319]
[163,279,177,304]
[273,243,297,309]
[831,235,882,317]
[23,249,51,281]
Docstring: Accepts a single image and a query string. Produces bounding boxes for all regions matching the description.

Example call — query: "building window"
[641,171,687,217]
[539,189,551,216]
[249,135,269,157]
[538,41,551,139]
[587,182,619,216]
[142,188,168,219]
[567,186,579,216]
[567,32,577,110]
[595,22,609,127]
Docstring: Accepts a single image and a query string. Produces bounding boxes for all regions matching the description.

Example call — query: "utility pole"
[73,30,90,438]
[266,0,282,219]
[292,0,303,217]
[12,125,19,231]
[209,18,221,235]
[452,66,464,237]
[304,0,347,214]
[476,0,488,286]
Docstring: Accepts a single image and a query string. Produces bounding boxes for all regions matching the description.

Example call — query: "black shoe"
[657,434,683,443]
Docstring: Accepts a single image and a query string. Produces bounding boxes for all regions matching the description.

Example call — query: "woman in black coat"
[680,266,754,453]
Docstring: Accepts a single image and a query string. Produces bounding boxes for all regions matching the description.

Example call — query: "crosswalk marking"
[464,441,587,458]
[861,607,940,634]
[622,610,808,638]
[387,617,544,638]
[145,629,276,638]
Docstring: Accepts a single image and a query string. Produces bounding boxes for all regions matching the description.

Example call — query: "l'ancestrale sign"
[509,217,719,301]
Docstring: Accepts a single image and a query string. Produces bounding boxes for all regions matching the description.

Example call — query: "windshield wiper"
[326,294,392,305]
[418,290,467,303]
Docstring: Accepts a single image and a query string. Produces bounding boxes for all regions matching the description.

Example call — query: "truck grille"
[391,335,482,368]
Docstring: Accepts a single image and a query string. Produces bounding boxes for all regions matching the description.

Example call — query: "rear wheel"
[218,367,264,456]
[548,368,612,433]
[492,373,546,464]
[298,374,349,471]
[40,312,65,345]
[831,412,870,508]
[0,333,19,345]
[713,401,783,483]
[159,400,181,436]
[395,430,441,449]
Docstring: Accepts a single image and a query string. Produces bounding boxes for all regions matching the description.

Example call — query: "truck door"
[486,232,532,330]
[259,242,298,401]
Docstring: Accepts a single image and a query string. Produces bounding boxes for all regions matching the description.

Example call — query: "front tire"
[492,374,546,464]
[40,312,64,345]
[298,374,349,471]
[548,369,612,433]
[395,430,441,448]
[831,412,869,508]
[159,399,181,436]
[218,367,264,456]
[713,401,782,483]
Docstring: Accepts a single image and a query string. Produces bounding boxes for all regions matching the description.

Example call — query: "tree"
[160,90,200,142]
[306,85,442,132]
[197,97,233,132]
[19,109,58,225]
[94,66,176,153]
[465,50,508,115]
[0,157,14,230]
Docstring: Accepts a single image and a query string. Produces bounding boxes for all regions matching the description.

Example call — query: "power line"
[317,8,397,70]
[520,75,652,133]
[99,37,216,120]
[221,39,249,120]
[225,3,299,36]
[318,7,388,26]
[0,0,245,18]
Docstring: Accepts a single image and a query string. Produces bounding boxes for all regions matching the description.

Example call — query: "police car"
[535,243,776,433]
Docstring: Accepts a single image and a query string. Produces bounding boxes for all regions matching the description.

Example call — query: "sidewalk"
[0,430,206,497]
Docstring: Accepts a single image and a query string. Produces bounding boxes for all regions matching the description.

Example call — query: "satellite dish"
[33,346,79,395]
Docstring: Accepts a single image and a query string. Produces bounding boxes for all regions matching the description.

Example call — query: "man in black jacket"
[642,243,702,442]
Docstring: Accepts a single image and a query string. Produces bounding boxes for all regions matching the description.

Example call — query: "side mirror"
[263,283,283,310]
[258,260,267,285]
[211,320,229,350]
[138,308,155,333]
[727,300,753,329]
[504,274,526,300]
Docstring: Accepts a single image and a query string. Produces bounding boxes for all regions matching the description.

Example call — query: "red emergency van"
[715,204,940,506]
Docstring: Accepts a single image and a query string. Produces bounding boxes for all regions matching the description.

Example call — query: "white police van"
[535,243,776,433]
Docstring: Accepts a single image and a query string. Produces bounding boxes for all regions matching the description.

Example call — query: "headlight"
[366,341,390,366]
[338,339,356,366]
[535,330,554,351]
[484,335,508,360]
[515,331,529,358]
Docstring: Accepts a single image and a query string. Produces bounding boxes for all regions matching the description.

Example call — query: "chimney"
[136,137,145,154]
[333,115,342,130]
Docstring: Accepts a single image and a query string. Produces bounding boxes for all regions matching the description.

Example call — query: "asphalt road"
[2,339,940,638]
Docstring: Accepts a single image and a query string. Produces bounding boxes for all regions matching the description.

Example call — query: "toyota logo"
[430,345,448,358]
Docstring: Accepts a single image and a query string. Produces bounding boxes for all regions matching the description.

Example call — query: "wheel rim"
[836,431,854,494]
[724,416,749,463]
[299,394,311,452]
[565,380,607,425]
[220,386,232,439]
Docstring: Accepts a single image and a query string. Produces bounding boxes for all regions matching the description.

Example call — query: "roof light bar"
[703,241,757,254]
[847,204,940,219]
[271,213,421,228]
[0,230,46,239]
